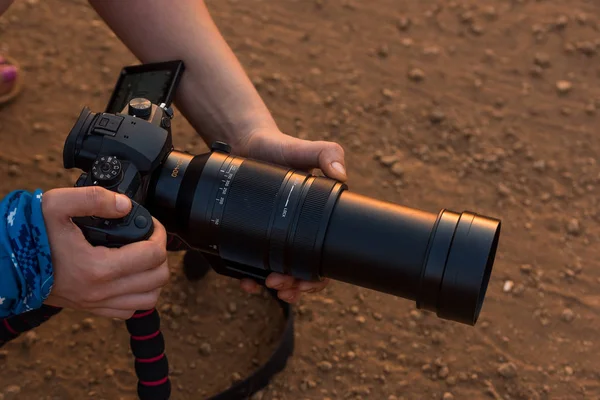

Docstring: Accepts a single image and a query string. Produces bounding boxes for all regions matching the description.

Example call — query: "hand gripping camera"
[0,61,501,400]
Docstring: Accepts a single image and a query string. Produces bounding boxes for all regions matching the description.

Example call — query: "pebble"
[566,218,581,235]
[22,331,38,348]
[442,393,455,400]
[228,302,237,313]
[408,68,426,82]
[576,41,596,56]
[171,304,183,317]
[429,109,445,124]
[438,366,450,379]
[318,361,333,371]
[533,52,551,68]
[520,264,533,274]
[199,342,212,356]
[561,308,575,322]
[7,165,19,177]
[497,183,511,196]
[381,88,395,99]
[81,318,95,330]
[497,362,517,378]
[556,80,573,95]
[355,315,366,324]
[105,368,114,377]
[503,280,514,293]
[396,17,411,31]
[377,45,389,58]
[565,366,574,376]
[3,386,20,400]
[390,162,404,177]
[379,155,399,167]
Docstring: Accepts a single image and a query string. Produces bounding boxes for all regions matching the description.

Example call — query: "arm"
[89,0,279,151]
[88,0,347,180]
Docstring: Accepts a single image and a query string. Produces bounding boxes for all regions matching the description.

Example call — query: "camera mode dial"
[92,155,123,187]
[128,97,152,119]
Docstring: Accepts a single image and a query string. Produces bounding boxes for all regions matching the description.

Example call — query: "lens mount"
[418,210,500,325]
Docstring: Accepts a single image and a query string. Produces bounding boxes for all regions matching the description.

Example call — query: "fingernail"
[331,161,346,176]
[1,66,17,83]
[115,194,131,212]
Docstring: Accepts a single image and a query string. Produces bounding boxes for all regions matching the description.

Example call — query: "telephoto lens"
[148,144,501,326]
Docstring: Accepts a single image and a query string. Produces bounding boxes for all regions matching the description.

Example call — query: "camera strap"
[206,289,294,400]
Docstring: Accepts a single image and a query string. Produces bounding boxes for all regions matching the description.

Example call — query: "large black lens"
[147,148,501,326]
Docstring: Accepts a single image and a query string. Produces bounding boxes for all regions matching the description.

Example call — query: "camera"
[63,60,501,327]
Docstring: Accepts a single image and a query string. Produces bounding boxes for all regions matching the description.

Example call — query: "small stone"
[171,304,183,317]
[503,280,514,293]
[408,68,425,82]
[576,41,596,56]
[438,366,450,379]
[497,183,511,196]
[350,305,360,315]
[318,361,333,371]
[561,308,575,322]
[554,15,569,29]
[3,386,20,400]
[381,88,395,99]
[442,393,455,400]
[585,103,596,115]
[534,52,551,68]
[199,342,212,356]
[390,162,404,177]
[7,165,19,177]
[564,366,574,376]
[228,302,237,313]
[32,122,49,133]
[497,362,517,378]
[556,80,572,95]
[533,160,546,171]
[429,109,445,124]
[355,315,366,324]
[105,368,114,377]
[231,372,242,382]
[396,17,411,31]
[22,331,38,348]
[347,351,356,360]
[566,218,581,235]
[377,45,389,58]
[81,318,95,330]
[520,264,533,274]
[379,155,399,167]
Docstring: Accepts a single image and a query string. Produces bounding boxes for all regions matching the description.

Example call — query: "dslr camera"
[64,60,501,326]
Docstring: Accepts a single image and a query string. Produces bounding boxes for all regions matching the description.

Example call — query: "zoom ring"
[287,177,337,281]
[219,159,286,269]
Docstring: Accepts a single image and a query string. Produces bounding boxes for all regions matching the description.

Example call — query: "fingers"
[89,259,170,301]
[281,138,347,182]
[265,273,296,290]
[100,218,168,280]
[43,186,132,226]
[240,279,261,294]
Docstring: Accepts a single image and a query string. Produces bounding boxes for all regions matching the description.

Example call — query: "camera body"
[65,101,172,247]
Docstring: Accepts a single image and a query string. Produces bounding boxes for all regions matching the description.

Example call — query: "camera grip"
[74,206,171,400]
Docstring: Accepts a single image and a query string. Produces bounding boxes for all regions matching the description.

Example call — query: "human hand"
[42,186,170,319]
[232,129,348,303]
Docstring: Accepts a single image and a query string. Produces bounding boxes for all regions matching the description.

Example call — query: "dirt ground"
[1,0,600,399]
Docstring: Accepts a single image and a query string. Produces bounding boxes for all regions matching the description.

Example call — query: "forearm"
[89,0,278,150]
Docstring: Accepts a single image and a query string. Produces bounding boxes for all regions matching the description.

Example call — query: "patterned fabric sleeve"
[0,190,54,318]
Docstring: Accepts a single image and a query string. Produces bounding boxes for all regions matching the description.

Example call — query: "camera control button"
[93,114,123,136]
[134,215,149,229]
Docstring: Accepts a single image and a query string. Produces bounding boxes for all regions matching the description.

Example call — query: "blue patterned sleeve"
[0,190,54,318]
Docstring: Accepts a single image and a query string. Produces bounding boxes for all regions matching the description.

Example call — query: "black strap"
[208,289,294,400]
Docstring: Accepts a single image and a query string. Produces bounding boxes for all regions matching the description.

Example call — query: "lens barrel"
[147,149,501,326]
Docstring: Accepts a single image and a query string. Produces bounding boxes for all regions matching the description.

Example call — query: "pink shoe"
[0,55,22,105]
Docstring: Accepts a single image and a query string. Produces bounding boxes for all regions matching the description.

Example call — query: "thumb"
[43,186,132,225]
[282,138,348,182]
